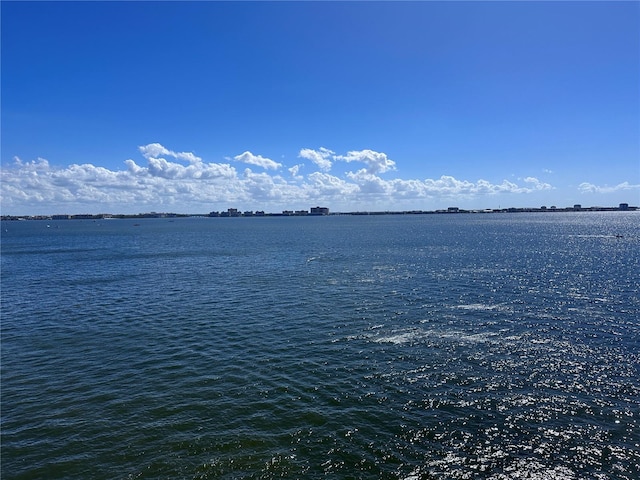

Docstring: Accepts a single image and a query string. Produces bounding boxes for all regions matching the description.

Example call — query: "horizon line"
[2,203,637,220]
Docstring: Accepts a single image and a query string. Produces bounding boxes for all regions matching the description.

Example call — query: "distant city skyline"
[2,202,636,222]
[2,1,639,216]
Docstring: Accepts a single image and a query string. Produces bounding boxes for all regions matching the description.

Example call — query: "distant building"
[619,203,629,211]
[218,208,241,217]
[447,207,459,213]
[573,204,582,211]
[52,214,71,220]
[310,206,329,215]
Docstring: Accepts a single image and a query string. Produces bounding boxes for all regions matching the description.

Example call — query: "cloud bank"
[3,142,613,216]
[233,151,282,170]
[578,181,640,194]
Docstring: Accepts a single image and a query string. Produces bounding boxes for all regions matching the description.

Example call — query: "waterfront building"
[310,206,329,216]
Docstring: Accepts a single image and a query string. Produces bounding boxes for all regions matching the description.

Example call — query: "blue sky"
[2,1,639,215]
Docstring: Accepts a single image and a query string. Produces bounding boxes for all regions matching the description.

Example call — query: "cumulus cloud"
[307,172,360,196]
[1,147,240,213]
[131,156,236,180]
[346,169,392,194]
[139,143,202,164]
[341,174,551,198]
[0,143,571,215]
[299,147,396,175]
[299,147,334,171]
[336,149,396,174]
[125,144,236,180]
[139,143,171,159]
[578,181,640,194]
[523,177,553,191]
[233,151,282,170]
[289,164,303,179]
[243,168,307,203]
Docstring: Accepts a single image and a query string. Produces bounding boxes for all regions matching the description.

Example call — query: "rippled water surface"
[2,213,639,479]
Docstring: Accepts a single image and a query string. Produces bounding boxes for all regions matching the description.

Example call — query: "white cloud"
[139,143,170,159]
[139,143,202,164]
[233,151,282,170]
[334,173,551,201]
[1,149,239,214]
[126,156,236,180]
[298,148,396,175]
[346,169,392,194]
[289,164,303,179]
[0,143,580,216]
[307,172,360,196]
[336,149,396,174]
[243,168,306,203]
[578,181,640,194]
[523,177,553,191]
[299,147,334,171]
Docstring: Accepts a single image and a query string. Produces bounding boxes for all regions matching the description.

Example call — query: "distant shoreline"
[1,203,636,221]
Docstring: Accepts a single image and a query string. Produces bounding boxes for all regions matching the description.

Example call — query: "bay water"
[1,212,639,479]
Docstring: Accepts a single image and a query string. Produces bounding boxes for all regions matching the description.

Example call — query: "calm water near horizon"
[1,212,639,479]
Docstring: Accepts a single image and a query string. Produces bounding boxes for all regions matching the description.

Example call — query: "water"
[1,213,639,479]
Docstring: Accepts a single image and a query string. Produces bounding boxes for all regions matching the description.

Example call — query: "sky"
[2,1,639,215]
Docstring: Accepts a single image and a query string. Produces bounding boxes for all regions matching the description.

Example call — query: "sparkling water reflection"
[1,213,639,479]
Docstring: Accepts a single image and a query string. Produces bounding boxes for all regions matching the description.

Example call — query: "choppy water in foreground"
[1,212,639,479]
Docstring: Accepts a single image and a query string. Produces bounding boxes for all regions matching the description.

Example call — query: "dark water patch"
[2,214,639,479]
